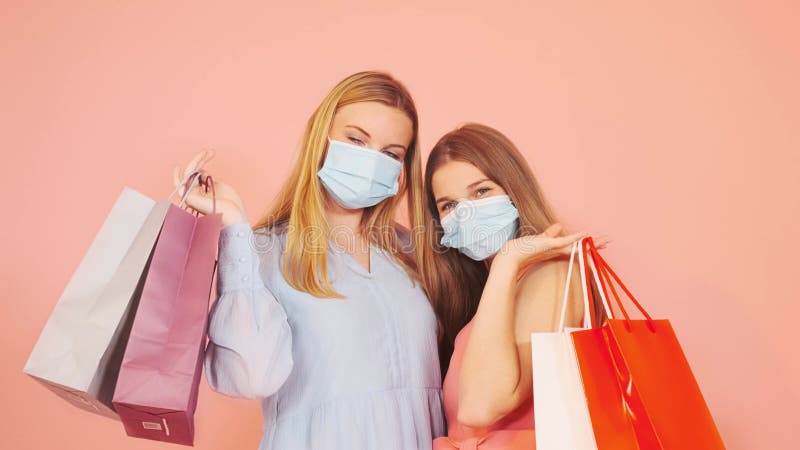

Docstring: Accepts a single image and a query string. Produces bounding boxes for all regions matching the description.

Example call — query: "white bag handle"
[557,237,610,331]
[167,170,203,208]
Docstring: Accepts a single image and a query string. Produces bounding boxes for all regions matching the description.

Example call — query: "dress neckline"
[327,239,378,279]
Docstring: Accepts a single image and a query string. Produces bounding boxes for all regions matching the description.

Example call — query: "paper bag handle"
[584,237,656,331]
[557,237,610,331]
[168,170,202,208]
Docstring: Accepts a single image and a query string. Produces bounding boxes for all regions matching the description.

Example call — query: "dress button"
[238,256,246,263]
[241,275,249,282]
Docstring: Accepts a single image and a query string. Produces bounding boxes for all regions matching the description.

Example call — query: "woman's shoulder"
[513,258,582,336]
[240,223,288,269]
[517,257,569,288]
[253,221,289,243]
[514,258,566,310]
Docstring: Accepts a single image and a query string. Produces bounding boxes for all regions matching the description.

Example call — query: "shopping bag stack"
[112,172,221,445]
[532,237,726,449]
[24,171,222,446]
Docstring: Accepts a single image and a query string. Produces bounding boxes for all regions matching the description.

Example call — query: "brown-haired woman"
[421,123,609,449]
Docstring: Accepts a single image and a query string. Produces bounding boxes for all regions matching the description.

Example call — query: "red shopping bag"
[572,238,725,449]
[112,172,222,446]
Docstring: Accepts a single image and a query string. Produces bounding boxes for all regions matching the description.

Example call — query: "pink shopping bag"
[112,172,222,446]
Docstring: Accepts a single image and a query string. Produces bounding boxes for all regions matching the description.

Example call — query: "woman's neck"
[324,194,366,253]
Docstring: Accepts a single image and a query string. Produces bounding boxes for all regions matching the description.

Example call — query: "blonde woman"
[419,124,608,449]
[175,71,444,450]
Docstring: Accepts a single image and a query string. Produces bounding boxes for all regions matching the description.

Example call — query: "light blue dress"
[204,222,446,450]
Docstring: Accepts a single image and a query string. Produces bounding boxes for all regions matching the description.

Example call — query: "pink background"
[2,1,798,449]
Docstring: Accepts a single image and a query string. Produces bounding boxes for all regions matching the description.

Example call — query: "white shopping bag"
[23,187,170,419]
[531,238,610,450]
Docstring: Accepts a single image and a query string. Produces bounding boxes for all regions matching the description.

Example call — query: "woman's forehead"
[332,102,413,144]
[431,160,489,197]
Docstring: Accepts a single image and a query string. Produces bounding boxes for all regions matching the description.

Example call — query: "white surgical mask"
[317,138,403,209]
[440,194,520,261]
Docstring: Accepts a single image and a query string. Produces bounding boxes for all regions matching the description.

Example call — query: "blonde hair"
[252,71,426,298]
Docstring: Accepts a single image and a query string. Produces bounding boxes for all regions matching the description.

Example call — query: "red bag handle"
[580,237,615,327]
[580,238,599,328]
[583,237,656,332]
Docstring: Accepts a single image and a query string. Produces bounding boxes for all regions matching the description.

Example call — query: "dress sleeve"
[204,221,294,400]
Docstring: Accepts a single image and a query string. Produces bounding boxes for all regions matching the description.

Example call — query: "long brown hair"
[252,71,426,298]
[421,123,606,377]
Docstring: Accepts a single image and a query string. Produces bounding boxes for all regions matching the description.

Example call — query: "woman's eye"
[475,187,491,197]
[382,150,400,160]
[441,201,456,212]
[348,137,366,146]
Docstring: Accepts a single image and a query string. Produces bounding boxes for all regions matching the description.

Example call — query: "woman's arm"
[457,227,586,427]
[204,222,294,400]
[457,255,522,427]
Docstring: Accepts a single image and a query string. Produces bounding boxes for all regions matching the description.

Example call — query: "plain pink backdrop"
[2,1,798,449]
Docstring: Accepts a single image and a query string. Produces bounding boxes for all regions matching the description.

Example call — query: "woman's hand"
[173,149,249,227]
[493,223,610,272]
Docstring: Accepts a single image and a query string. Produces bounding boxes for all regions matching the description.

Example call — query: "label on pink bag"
[142,421,162,431]
[141,419,171,436]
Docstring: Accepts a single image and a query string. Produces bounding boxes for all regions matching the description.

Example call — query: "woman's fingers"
[174,149,217,197]
[538,231,587,257]
[592,235,612,249]
[182,150,212,181]
[197,168,213,186]
[578,234,611,250]
[200,148,216,166]
[182,188,217,215]
[499,229,612,266]
[181,152,204,180]
[554,231,588,248]
[541,223,563,238]
[170,151,224,217]
[195,150,215,180]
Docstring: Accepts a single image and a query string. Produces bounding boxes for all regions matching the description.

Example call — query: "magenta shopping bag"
[112,173,222,446]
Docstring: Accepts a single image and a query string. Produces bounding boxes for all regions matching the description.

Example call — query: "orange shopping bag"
[571,237,725,449]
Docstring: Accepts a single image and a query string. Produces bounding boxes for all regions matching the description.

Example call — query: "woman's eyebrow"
[435,179,492,204]
[435,195,452,205]
[466,178,491,189]
[345,125,371,137]
[345,125,408,152]
[385,144,407,151]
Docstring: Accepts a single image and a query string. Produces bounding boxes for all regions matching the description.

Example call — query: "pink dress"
[433,320,536,450]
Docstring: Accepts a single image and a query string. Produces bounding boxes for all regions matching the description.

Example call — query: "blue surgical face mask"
[317,137,403,209]
[440,194,520,261]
